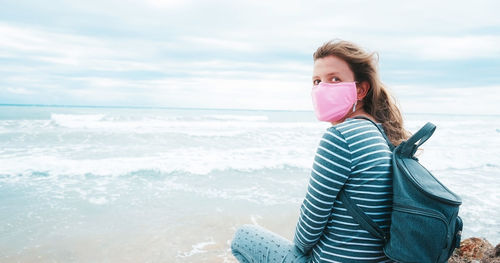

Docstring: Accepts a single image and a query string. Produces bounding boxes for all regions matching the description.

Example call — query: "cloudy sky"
[1,0,499,114]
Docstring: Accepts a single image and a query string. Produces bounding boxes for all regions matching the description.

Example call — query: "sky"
[1,0,500,114]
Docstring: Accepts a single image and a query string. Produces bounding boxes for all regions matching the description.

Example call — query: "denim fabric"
[231,225,310,263]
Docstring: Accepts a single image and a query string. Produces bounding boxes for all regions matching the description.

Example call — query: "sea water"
[0,105,499,262]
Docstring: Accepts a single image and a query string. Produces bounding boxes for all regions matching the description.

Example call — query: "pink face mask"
[311,82,357,122]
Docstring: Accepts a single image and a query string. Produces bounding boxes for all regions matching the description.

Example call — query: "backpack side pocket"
[384,203,449,263]
[454,216,463,248]
[445,216,463,259]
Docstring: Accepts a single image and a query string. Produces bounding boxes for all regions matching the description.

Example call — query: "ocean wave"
[50,114,106,128]
[4,160,497,184]
[0,167,309,211]
[202,114,269,122]
[0,164,309,180]
[176,238,216,258]
[427,163,500,173]
[0,114,325,134]
[0,151,312,180]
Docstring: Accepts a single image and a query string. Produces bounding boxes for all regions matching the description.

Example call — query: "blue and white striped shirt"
[294,118,393,263]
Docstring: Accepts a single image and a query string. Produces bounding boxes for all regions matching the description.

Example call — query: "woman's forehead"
[313,56,353,78]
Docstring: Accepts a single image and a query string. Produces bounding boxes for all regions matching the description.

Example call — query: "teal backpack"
[339,118,463,263]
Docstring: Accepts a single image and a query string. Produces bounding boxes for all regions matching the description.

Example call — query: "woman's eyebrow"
[312,72,340,80]
[325,72,340,76]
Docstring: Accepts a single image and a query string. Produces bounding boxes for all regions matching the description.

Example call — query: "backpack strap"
[340,116,394,243]
[338,190,389,242]
[398,122,436,157]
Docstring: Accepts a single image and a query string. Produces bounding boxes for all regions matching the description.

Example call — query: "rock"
[448,237,499,263]
[460,238,493,260]
[482,243,500,263]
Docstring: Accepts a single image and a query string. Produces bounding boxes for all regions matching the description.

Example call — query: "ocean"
[0,105,499,262]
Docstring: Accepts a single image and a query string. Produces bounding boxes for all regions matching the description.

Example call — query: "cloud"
[6,87,34,95]
[394,84,500,115]
[178,36,259,52]
[142,0,191,9]
[371,35,500,60]
[0,0,499,112]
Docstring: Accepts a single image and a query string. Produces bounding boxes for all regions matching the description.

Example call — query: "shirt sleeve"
[293,126,352,254]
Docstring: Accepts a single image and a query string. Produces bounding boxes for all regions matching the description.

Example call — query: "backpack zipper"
[393,203,448,222]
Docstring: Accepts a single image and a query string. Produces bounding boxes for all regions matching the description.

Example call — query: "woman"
[231,40,409,263]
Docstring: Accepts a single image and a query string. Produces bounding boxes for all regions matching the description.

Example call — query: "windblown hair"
[313,40,410,146]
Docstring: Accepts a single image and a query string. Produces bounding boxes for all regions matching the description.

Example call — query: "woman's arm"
[293,127,351,254]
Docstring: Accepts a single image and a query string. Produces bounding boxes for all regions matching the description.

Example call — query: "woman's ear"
[357,81,370,100]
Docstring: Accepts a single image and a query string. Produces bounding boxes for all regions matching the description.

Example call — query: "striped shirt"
[294,118,394,263]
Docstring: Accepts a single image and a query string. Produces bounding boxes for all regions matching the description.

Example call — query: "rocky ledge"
[449,237,500,263]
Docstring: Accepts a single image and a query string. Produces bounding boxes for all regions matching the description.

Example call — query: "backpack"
[339,117,463,263]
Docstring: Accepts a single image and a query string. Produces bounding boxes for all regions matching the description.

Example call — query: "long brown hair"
[313,39,410,146]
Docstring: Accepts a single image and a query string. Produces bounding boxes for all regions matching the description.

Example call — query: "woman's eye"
[331,77,341,82]
[313,79,321,85]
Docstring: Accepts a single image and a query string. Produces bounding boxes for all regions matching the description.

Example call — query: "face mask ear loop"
[353,81,360,113]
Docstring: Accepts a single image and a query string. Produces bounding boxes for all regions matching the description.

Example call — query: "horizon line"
[0,103,312,113]
[1,103,499,117]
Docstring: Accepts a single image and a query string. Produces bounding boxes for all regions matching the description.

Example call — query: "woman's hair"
[313,39,410,146]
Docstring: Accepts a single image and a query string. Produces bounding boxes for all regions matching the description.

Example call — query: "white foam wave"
[51,114,105,128]
[177,238,215,258]
[88,197,108,205]
[1,143,494,178]
[29,113,323,132]
[203,114,269,121]
[0,146,313,178]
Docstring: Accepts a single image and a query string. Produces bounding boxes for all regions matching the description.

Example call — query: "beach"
[0,105,499,262]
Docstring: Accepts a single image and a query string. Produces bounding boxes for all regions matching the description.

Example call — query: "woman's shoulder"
[327,118,381,141]
[320,119,370,146]
[328,118,374,132]
[320,118,389,161]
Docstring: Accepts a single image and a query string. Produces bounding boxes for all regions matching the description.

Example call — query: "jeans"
[231,224,310,263]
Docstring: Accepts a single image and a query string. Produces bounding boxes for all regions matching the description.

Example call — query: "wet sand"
[1,203,301,262]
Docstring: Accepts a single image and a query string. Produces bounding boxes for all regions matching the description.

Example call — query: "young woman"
[231,40,409,263]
